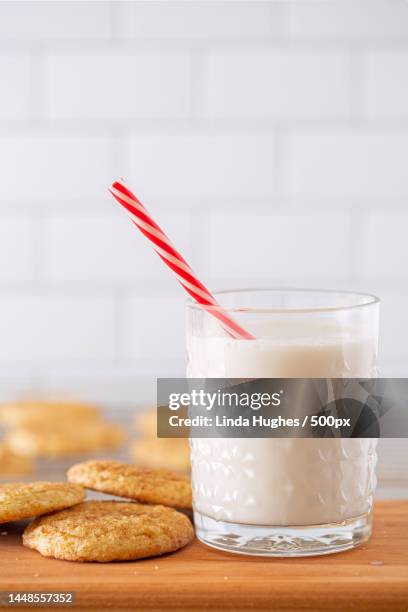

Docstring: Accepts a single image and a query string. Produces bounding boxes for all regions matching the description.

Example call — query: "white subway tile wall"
[0,0,407,402]
[205,211,353,280]
[128,130,276,198]
[284,0,408,39]
[0,217,34,283]
[206,50,353,118]
[0,2,112,40]
[125,1,279,39]
[0,55,32,119]
[0,134,114,202]
[363,51,408,118]
[46,52,193,119]
[0,293,117,364]
[41,211,194,284]
[286,130,408,199]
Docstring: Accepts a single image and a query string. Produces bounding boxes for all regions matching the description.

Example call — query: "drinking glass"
[186,288,380,557]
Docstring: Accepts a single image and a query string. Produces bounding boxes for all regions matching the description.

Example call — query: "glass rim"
[186,287,380,315]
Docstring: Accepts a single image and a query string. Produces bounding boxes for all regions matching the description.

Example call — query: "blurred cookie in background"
[0,443,34,476]
[130,437,190,473]
[0,400,101,428]
[131,408,190,472]
[133,408,157,438]
[134,407,189,439]
[5,421,125,458]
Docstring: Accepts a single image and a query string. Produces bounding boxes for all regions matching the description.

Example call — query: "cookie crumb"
[370,560,383,566]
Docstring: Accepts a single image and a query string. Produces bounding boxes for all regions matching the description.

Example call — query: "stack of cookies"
[0,400,125,460]
[130,409,190,473]
[0,460,194,562]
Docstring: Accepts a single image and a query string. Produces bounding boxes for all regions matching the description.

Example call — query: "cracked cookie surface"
[67,460,192,509]
[23,500,194,562]
[0,482,84,523]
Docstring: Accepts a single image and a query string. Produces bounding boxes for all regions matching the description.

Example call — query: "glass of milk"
[186,288,380,557]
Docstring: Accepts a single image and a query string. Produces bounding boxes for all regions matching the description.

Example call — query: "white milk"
[188,319,378,526]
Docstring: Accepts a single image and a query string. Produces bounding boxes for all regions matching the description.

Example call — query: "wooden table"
[0,500,407,611]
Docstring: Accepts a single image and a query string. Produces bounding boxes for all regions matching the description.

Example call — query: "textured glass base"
[194,510,372,557]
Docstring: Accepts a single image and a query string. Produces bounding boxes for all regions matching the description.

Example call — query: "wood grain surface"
[0,500,407,612]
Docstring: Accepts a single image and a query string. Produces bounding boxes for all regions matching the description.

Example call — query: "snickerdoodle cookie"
[130,438,190,473]
[5,422,125,458]
[0,444,34,476]
[0,401,100,428]
[67,460,192,509]
[0,482,84,523]
[23,501,194,562]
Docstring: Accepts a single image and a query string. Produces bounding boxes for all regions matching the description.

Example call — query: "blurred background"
[0,1,406,492]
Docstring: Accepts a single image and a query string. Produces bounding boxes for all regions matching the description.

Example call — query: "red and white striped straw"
[109,179,254,340]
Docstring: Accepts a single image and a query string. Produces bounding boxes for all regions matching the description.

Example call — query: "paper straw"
[108,179,254,340]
